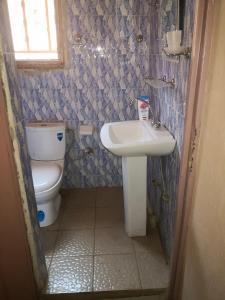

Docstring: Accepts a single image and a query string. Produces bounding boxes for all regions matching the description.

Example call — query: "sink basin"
[100,120,176,237]
[100,120,176,156]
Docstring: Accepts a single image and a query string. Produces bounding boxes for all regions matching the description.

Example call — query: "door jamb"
[168,0,216,299]
[0,77,38,298]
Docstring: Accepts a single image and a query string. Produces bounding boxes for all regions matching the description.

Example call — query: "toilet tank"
[26,122,66,160]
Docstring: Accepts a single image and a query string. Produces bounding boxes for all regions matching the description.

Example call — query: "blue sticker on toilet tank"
[57,132,63,141]
[38,210,45,222]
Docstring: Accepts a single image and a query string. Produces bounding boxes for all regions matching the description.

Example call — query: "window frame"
[9,0,64,70]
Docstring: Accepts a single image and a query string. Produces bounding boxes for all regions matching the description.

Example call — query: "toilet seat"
[30,160,64,227]
[31,161,62,193]
[31,160,64,205]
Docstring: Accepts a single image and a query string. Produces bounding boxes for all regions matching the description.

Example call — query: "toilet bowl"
[31,160,64,226]
[26,122,66,227]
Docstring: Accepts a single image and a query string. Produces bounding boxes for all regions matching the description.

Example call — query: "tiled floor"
[41,187,169,294]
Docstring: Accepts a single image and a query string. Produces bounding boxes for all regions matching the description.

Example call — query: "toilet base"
[37,194,61,227]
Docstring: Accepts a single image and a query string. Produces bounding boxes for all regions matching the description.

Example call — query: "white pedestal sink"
[100,120,176,237]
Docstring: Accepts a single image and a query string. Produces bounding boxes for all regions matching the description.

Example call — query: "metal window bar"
[45,0,52,51]
[16,50,57,53]
[21,0,30,51]
[20,0,53,54]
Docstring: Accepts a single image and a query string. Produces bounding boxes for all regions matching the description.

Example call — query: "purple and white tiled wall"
[147,0,194,258]
[16,0,153,188]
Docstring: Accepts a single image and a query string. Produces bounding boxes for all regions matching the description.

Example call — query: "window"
[7,0,63,68]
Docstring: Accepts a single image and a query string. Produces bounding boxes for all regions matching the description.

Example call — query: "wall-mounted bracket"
[144,76,176,89]
[163,47,192,58]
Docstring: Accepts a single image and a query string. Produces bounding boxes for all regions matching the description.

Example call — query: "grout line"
[94,224,124,229]
[49,254,94,258]
[45,200,66,276]
[93,252,135,257]
[91,188,97,292]
[49,228,95,232]
[43,229,61,290]
[48,229,61,264]
[132,239,143,290]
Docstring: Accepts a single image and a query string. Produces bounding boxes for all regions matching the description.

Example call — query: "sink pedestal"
[122,156,147,237]
[100,120,176,237]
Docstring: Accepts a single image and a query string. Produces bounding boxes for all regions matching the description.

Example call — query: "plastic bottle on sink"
[137,96,150,120]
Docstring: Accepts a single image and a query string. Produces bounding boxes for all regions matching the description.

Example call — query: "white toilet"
[25,122,66,227]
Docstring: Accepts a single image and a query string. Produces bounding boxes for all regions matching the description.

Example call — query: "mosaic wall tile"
[147,0,194,258]
[116,0,150,17]
[12,0,152,188]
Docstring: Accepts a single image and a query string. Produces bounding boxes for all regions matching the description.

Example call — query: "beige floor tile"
[96,187,124,208]
[136,253,169,289]
[94,254,140,291]
[95,228,133,255]
[102,294,166,300]
[60,206,95,230]
[46,256,93,293]
[132,230,163,254]
[102,295,166,300]
[62,188,96,210]
[41,230,58,257]
[45,188,169,294]
[43,211,64,231]
[54,229,94,256]
[95,207,124,228]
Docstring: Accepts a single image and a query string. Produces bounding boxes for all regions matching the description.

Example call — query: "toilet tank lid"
[31,161,62,193]
[26,122,66,131]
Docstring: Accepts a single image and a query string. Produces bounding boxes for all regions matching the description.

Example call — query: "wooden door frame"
[0,82,38,298]
[0,0,216,299]
[168,0,216,299]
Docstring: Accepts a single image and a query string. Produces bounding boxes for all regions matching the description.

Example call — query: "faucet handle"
[129,97,135,106]
[152,121,161,129]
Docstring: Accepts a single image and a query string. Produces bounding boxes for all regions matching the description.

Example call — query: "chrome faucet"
[129,97,161,128]
[148,104,161,128]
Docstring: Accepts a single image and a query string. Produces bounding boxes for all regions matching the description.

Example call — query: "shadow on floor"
[40,187,169,297]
